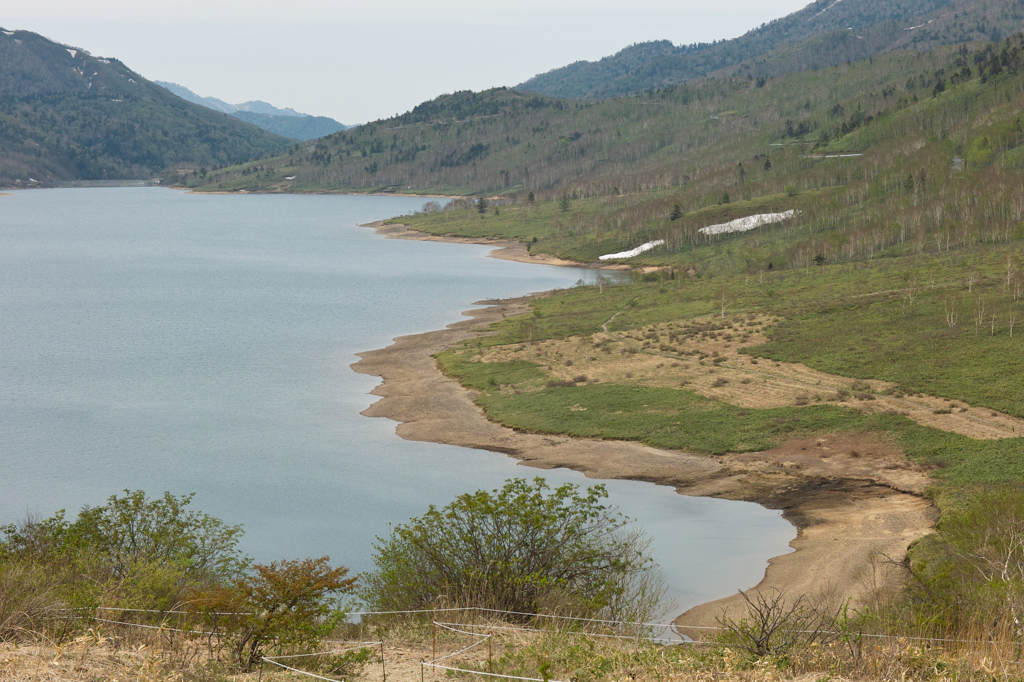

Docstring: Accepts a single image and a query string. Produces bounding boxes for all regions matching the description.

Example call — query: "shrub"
[191,557,356,670]
[0,561,65,641]
[361,478,667,622]
[0,490,246,584]
[717,588,855,660]
[0,491,247,615]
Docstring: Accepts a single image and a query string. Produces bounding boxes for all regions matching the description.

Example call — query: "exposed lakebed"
[0,188,794,613]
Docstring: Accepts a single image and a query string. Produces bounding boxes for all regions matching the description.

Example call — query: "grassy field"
[437,240,1024,489]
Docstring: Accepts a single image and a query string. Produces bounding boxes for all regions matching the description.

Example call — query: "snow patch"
[128,78,135,83]
[698,210,797,236]
[811,0,844,19]
[599,240,665,260]
[66,48,77,58]
[284,176,297,180]
[3,31,14,36]
[97,59,110,64]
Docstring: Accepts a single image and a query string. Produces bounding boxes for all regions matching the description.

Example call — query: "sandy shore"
[367,220,632,269]
[351,295,936,630]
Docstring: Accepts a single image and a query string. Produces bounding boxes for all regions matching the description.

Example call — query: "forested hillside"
[379,37,1024,272]
[0,29,292,186]
[191,32,1024,276]
[519,0,1023,98]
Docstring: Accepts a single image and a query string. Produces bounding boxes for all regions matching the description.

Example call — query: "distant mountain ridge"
[155,81,350,141]
[0,29,292,186]
[519,0,1024,98]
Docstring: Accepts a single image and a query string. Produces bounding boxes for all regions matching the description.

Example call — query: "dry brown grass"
[8,613,1024,682]
[480,314,1024,440]
[0,631,220,682]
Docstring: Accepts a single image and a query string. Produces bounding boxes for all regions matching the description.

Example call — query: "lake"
[0,188,794,615]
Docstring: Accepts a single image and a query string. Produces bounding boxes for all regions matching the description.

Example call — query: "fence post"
[381,639,386,682]
[488,631,493,673]
[432,621,436,664]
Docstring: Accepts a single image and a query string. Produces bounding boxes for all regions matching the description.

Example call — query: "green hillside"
[192,33,1024,278]
[0,29,292,186]
[518,0,1024,99]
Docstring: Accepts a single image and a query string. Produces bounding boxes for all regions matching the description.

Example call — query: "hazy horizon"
[7,0,809,124]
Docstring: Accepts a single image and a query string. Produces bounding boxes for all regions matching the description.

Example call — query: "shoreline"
[185,189,460,198]
[365,220,635,270]
[350,294,936,628]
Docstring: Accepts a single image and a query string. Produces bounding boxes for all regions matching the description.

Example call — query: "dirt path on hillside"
[351,297,937,630]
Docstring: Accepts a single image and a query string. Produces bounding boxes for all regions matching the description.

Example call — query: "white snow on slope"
[698,210,797,236]
[599,240,665,260]
[66,49,77,58]
[812,0,844,19]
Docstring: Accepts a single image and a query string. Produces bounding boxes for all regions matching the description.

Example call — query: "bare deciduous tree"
[944,297,960,329]
[717,588,858,659]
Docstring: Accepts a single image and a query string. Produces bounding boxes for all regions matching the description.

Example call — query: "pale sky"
[5,0,810,124]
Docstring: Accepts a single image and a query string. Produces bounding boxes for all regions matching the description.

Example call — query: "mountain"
[155,81,350,141]
[234,100,303,117]
[229,110,350,141]
[0,29,292,186]
[155,80,237,113]
[518,0,1024,98]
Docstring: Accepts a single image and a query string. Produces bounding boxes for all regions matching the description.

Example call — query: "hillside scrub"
[891,487,1024,634]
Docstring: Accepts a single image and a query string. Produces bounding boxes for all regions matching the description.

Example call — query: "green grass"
[440,351,1024,486]
[436,240,1024,489]
[482,380,879,454]
[755,298,1024,418]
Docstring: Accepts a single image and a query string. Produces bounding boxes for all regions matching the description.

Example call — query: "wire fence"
[262,642,384,682]
[45,604,1015,682]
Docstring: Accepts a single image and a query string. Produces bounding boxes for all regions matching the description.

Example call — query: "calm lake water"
[0,188,794,614]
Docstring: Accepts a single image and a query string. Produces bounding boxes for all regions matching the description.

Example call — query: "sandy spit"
[351,297,936,629]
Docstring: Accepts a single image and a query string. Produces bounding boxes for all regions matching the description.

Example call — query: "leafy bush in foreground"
[190,556,357,669]
[361,477,668,623]
[0,490,246,617]
[0,489,356,671]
